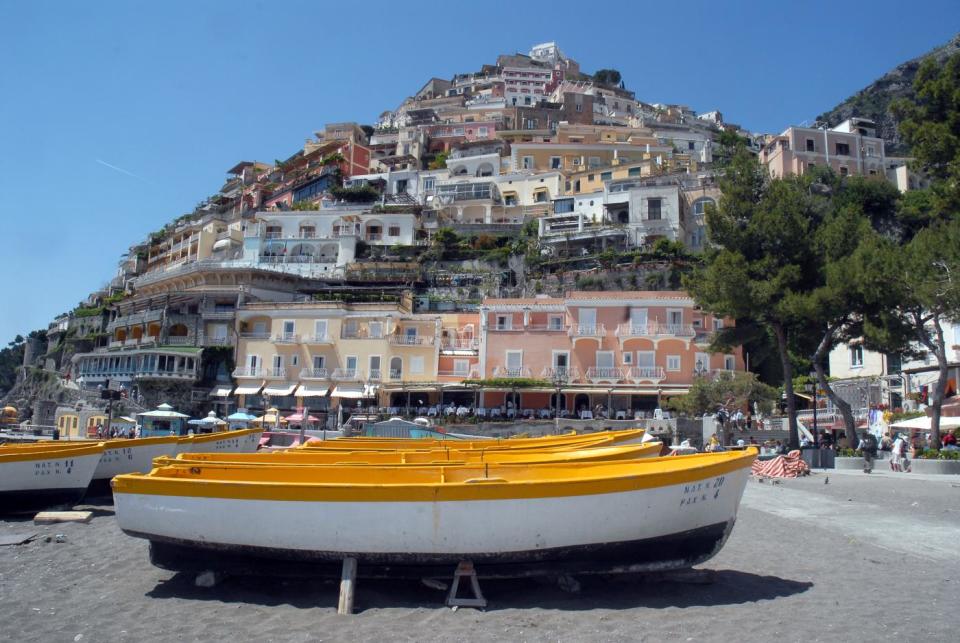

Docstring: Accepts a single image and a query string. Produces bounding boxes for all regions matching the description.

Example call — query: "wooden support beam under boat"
[338,557,357,615]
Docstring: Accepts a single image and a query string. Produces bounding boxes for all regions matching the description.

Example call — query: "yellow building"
[559,155,698,195]
[232,297,442,413]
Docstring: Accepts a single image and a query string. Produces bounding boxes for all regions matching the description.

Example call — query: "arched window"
[389,357,403,379]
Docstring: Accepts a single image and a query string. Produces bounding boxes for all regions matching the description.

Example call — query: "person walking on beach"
[891,433,910,472]
[859,431,878,473]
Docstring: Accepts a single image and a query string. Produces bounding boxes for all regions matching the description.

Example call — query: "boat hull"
[85,429,263,496]
[144,520,734,578]
[0,446,103,514]
[116,463,750,577]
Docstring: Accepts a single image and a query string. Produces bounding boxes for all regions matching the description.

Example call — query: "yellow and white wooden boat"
[0,442,105,513]
[114,449,756,576]
[83,429,262,496]
[158,442,663,467]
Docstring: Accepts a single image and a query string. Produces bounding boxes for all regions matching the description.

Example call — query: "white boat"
[86,428,264,496]
[0,442,104,513]
[114,449,757,577]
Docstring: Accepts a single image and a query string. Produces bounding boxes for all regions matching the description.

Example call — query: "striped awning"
[295,384,330,398]
[234,382,264,396]
[210,386,234,397]
[263,383,297,397]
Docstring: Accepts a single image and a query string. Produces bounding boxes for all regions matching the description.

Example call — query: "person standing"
[859,431,878,473]
[891,433,906,472]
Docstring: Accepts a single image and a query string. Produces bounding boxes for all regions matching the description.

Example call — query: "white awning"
[295,384,330,398]
[332,385,365,399]
[263,383,298,397]
[891,415,960,430]
[364,384,379,397]
[210,386,234,397]
[234,382,264,396]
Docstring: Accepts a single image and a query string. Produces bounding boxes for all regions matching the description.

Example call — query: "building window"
[600,171,612,181]
[388,226,400,237]
[693,197,715,216]
[575,102,582,112]
[550,156,562,169]
[588,156,601,168]
[647,198,662,220]
[548,315,563,330]
[478,126,488,137]
[839,166,849,177]
[835,142,850,156]
[724,355,735,370]
[628,167,642,177]
[850,345,863,368]
[454,359,470,375]
[495,315,511,330]
[713,318,724,330]
[522,156,534,170]
[806,139,815,152]
[410,356,424,374]
[688,141,695,150]
[423,178,435,191]
[667,355,681,371]
[623,352,633,365]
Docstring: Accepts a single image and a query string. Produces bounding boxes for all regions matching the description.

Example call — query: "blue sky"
[0,1,956,343]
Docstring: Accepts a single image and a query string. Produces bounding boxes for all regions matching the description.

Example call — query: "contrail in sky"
[95,158,146,180]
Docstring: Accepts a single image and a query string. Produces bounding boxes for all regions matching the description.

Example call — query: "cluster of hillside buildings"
[36,41,944,429]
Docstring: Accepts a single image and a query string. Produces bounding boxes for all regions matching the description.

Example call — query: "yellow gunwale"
[112,449,757,502]
[299,429,643,451]
[179,428,263,445]
[159,442,663,467]
[296,431,642,454]
[0,442,105,464]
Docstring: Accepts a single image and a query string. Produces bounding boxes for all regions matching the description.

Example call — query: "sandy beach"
[1,470,958,642]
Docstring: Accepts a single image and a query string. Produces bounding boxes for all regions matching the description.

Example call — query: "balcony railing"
[341,328,387,340]
[239,332,270,340]
[568,324,605,338]
[616,323,697,339]
[368,369,382,381]
[303,334,332,344]
[438,368,481,379]
[389,369,403,380]
[389,335,433,346]
[540,366,581,381]
[586,366,624,381]
[233,367,266,378]
[273,333,300,344]
[201,336,231,347]
[332,368,364,381]
[441,338,479,351]
[165,336,193,346]
[492,366,532,378]
[265,367,287,379]
[300,368,329,379]
[628,366,665,381]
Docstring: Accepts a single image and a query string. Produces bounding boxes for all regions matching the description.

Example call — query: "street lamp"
[550,368,568,434]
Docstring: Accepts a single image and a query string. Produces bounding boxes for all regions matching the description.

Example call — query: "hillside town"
[2,41,950,445]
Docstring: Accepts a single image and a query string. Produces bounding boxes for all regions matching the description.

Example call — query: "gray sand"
[1,471,958,642]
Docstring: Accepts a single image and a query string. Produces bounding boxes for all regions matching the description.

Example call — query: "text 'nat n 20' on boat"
[114,448,757,578]
[0,442,105,514]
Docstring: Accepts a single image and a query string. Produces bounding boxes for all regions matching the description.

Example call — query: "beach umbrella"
[285,411,320,423]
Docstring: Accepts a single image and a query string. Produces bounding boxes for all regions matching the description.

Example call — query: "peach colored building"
[479,292,744,416]
[759,119,887,180]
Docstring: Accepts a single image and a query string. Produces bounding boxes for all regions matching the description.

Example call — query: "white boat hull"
[89,440,180,494]
[117,466,749,575]
[1,450,102,513]
[176,430,263,456]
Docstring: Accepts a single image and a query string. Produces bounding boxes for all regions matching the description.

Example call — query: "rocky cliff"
[816,33,960,155]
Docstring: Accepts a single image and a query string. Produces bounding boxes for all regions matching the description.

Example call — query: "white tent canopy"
[890,415,960,430]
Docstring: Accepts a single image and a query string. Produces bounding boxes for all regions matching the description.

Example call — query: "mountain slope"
[816,33,960,155]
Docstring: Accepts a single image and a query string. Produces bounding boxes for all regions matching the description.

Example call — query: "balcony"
[165,336,194,346]
[273,333,300,344]
[239,332,271,340]
[627,366,665,382]
[233,367,266,378]
[368,369,382,381]
[441,338,479,351]
[616,323,697,346]
[388,369,403,380]
[438,368,481,380]
[135,369,197,382]
[201,307,235,321]
[200,336,231,347]
[300,368,329,379]
[389,335,433,347]
[303,334,333,344]
[109,340,125,349]
[585,366,624,383]
[332,368,364,381]
[540,366,581,382]
[341,327,388,340]
[492,366,532,379]
[265,367,287,379]
[568,324,605,343]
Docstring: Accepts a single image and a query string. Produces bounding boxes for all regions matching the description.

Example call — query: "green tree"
[592,69,622,86]
[686,149,823,449]
[670,371,777,417]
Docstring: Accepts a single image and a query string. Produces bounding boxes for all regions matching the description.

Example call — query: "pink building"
[479,292,744,416]
[759,119,887,180]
